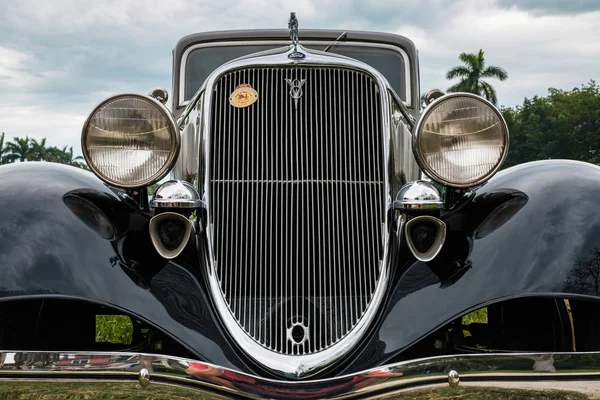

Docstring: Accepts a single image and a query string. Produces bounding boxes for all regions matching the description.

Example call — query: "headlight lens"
[82,94,179,188]
[414,93,509,188]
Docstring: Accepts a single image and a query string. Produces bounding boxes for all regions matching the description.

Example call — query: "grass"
[0,382,590,400]
[95,315,133,345]
[86,308,589,400]
[0,382,224,400]
[462,308,488,325]
[388,387,590,400]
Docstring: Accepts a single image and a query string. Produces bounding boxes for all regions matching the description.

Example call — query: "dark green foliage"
[502,81,600,168]
[0,133,86,169]
[462,307,488,325]
[4,136,34,163]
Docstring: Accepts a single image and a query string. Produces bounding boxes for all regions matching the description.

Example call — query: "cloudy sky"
[1,0,599,154]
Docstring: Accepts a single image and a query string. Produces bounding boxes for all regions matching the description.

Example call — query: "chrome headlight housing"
[413,93,509,188]
[81,94,180,188]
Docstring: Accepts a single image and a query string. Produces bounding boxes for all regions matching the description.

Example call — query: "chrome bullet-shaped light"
[395,181,444,211]
[413,93,509,188]
[149,180,202,210]
[147,87,169,105]
[423,88,445,106]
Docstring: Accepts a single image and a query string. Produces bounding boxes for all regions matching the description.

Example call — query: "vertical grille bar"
[210,66,384,356]
[316,68,325,351]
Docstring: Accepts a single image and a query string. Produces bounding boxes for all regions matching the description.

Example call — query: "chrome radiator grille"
[209,67,385,356]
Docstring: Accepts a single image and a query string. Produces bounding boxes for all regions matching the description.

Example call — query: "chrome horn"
[149,212,193,259]
[149,180,204,259]
[394,181,446,262]
[404,215,447,262]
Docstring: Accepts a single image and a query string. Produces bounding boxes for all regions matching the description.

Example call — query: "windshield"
[183,43,408,104]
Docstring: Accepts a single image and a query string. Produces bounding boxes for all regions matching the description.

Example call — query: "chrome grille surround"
[200,45,395,378]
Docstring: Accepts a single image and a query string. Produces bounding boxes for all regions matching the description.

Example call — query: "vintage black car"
[2,12,600,399]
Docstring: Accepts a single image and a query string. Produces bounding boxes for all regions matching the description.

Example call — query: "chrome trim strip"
[178,40,412,107]
[200,45,393,378]
[1,351,599,399]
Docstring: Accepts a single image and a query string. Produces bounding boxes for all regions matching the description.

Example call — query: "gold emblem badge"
[229,84,258,108]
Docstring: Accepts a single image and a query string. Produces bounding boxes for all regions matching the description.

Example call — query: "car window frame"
[178,40,412,108]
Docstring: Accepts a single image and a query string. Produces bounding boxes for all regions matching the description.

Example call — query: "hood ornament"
[288,12,305,60]
[288,12,299,51]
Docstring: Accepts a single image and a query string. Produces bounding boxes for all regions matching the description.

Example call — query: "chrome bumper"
[1,351,599,399]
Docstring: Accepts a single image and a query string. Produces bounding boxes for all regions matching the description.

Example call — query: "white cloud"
[2,0,319,40]
[0,0,599,158]
[0,47,60,89]
[0,103,86,153]
[403,0,600,105]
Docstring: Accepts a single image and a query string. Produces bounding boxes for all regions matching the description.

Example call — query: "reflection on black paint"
[411,189,529,289]
[62,189,131,239]
[150,264,210,333]
[564,248,600,296]
[427,233,473,288]
[472,192,528,239]
[62,188,172,289]
[467,189,529,239]
[344,162,600,375]
[0,163,250,373]
[63,194,117,240]
[7,158,600,378]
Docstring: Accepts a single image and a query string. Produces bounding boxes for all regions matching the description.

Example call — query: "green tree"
[0,133,13,165]
[30,138,52,162]
[446,49,508,105]
[5,136,32,162]
[0,135,88,169]
[502,81,600,168]
[49,145,85,168]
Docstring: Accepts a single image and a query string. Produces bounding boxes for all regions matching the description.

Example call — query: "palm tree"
[446,49,508,105]
[0,133,13,165]
[30,138,52,162]
[49,146,86,168]
[5,136,32,163]
[0,135,88,169]
[64,146,85,167]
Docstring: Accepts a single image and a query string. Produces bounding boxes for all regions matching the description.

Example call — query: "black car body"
[2,14,600,398]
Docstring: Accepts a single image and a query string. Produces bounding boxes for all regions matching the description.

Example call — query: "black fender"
[0,162,252,373]
[2,160,600,378]
[345,159,600,373]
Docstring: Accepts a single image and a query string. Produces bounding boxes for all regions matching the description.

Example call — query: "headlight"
[81,94,179,188]
[413,93,509,188]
